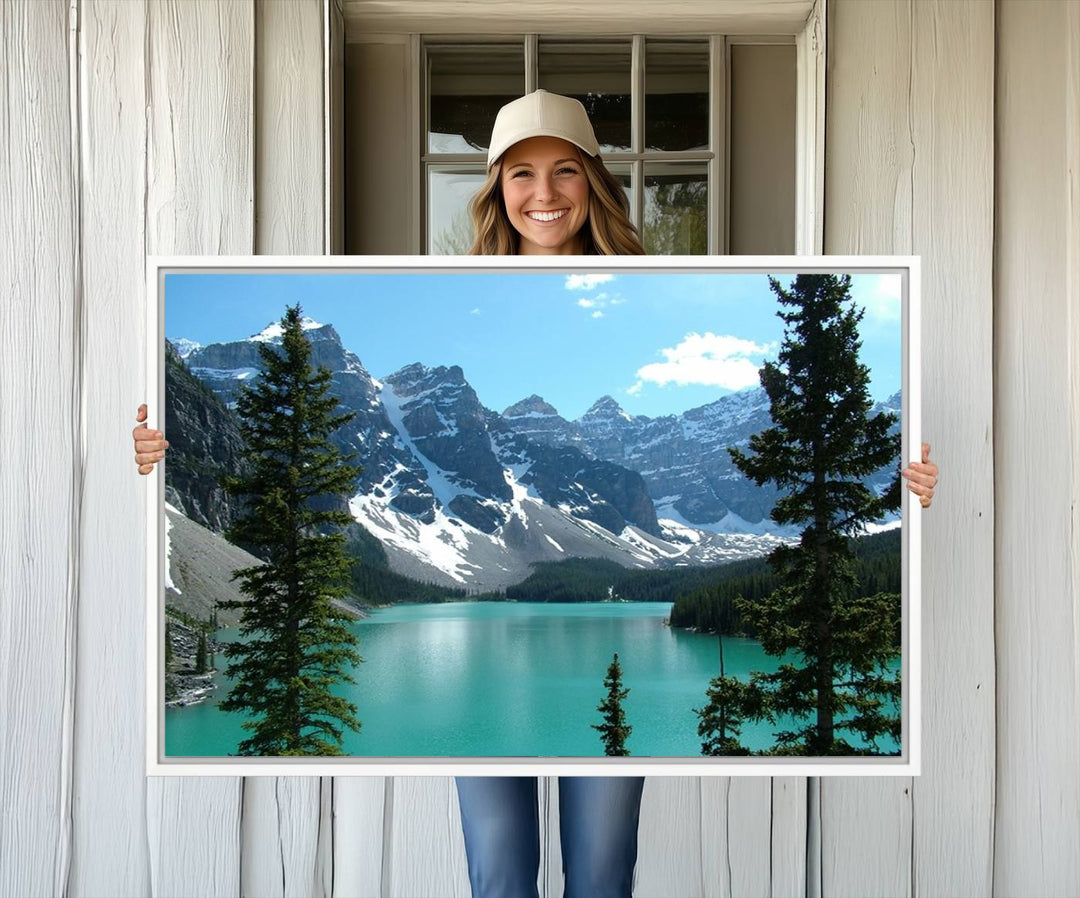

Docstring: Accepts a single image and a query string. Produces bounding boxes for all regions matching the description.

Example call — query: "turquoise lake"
[165,601,901,758]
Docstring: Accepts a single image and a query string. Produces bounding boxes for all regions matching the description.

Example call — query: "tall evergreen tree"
[218,304,364,756]
[592,652,632,756]
[695,636,753,756]
[727,274,902,756]
[195,630,208,674]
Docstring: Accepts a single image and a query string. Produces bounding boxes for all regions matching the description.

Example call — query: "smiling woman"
[500,137,591,254]
[466,90,645,256]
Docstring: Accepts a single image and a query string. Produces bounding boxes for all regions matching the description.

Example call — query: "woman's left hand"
[902,442,938,508]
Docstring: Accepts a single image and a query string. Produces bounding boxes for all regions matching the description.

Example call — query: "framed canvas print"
[145,255,921,776]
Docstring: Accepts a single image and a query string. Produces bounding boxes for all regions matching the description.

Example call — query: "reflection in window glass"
[428,168,487,254]
[643,164,707,255]
[538,41,631,153]
[604,163,634,219]
[428,44,524,153]
[645,40,709,152]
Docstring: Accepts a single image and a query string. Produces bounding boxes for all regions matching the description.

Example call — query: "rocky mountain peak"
[580,395,631,422]
[503,395,560,418]
[383,363,470,402]
[249,316,338,345]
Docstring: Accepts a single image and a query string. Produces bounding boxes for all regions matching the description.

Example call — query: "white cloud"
[565,273,614,290]
[577,298,596,309]
[592,310,604,319]
[470,307,481,316]
[629,332,773,394]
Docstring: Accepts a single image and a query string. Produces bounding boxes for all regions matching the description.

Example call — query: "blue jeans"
[454,776,646,898]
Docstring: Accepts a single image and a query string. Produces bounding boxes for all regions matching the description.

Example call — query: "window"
[421,35,795,256]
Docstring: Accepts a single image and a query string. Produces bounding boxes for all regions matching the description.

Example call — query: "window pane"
[643,163,707,255]
[645,40,709,152]
[428,167,487,254]
[538,40,631,153]
[603,163,634,222]
[428,44,524,154]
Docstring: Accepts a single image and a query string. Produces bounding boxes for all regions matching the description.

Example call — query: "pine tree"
[218,304,364,756]
[727,274,902,756]
[592,652,632,756]
[695,635,753,756]
[195,630,208,674]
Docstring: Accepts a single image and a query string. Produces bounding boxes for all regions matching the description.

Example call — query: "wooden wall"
[825,2,996,894]
[1,1,1077,896]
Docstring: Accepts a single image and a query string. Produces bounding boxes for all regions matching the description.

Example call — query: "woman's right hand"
[133,403,169,475]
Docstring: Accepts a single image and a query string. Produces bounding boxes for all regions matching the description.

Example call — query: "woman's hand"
[133,403,169,475]
[902,442,937,508]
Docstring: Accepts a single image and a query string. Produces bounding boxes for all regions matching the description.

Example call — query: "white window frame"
[404,2,825,257]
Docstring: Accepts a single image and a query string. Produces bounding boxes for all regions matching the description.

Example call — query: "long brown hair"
[467,150,645,255]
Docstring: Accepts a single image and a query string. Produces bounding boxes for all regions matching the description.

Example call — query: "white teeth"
[527,209,567,222]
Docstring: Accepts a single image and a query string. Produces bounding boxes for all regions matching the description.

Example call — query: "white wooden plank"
[385,777,470,898]
[696,778,774,898]
[241,778,326,898]
[823,4,913,894]
[332,778,387,897]
[0,1,77,895]
[145,0,255,257]
[244,2,328,895]
[907,3,995,895]
[255,0,324,256]
[824,2,995,896]
[770,777,808,898]
[994,1,1080,893]
[634,778,703,898]
[146,778,243,898]
[69,1,152,894]
[145,1,254,894]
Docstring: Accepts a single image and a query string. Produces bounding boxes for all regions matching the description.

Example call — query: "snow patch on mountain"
[169,337,202,359]
[350,493,482,584]
[250,317,324,342]
[189,366,261,383]
[380,380,478,507]
[654,497,802,539]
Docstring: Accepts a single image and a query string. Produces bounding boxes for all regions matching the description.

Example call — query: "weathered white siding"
[70,0,151,894]
[143,0,253,894]
[1,1,1078,897]
[994,0,1080,892]
[825,1,997,895]
[0,2,78,896]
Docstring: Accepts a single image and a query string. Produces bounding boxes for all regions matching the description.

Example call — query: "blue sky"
[165,271,902,420]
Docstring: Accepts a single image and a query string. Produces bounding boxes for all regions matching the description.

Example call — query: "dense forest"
[669,529,901,638]
[488,556,744,603]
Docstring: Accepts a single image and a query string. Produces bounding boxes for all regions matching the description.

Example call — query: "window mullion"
[709,35,726,256]
[631,34,645,233]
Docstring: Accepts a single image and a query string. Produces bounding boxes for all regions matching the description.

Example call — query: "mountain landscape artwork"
[155,264,913,769]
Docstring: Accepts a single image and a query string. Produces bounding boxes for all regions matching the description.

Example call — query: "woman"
[453,90,649,898]
[132,90,939,898]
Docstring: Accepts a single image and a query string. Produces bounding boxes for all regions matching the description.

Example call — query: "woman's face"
[499,136,590,255]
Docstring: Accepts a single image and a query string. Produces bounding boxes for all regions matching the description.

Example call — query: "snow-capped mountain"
[501,387,901,536]
[166,320,897,590]
[168,337,203,359]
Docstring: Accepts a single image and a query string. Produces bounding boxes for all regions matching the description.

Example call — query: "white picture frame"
[145,254,920,777]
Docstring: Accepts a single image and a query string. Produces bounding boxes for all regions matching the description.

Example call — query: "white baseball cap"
[486,90,601,169]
